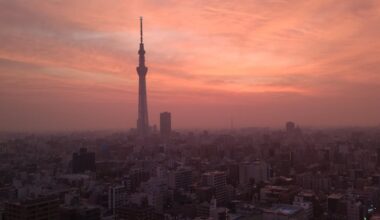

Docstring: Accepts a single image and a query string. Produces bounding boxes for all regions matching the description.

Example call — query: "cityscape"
[1,1,380,220]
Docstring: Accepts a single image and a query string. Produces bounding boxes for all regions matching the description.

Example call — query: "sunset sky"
[1,0,380,131]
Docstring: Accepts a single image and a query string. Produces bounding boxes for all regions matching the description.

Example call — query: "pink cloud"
[1,0,380,131]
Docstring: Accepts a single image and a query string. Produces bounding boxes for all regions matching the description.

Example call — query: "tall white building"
[108,185,128,215]
[202,171,227,205]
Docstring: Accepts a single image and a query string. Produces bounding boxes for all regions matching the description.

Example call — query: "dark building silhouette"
[286,121,296,132]
[116,204,164,220]
[227,164,239,187]
[72,148,95,173]
[59,206,100,220]
[124,168,150,192]
[160,112,171,138]
[4,195,60,220]
[327,194,346,219]
[136,17,150,137]
[168,167,192,190]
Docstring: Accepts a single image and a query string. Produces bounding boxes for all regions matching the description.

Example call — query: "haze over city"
[1,0,380,131]
[3,1,380,220]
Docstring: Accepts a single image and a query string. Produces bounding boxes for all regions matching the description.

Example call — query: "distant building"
[142,180,166,213]
[160,112,171,138]
[347,200,364,220]
[293,195,313,220]
[4,195,60,220]
[195,186,214,203]
[239,160,270,185]
[124,168,150,192]
[59,205,100,220]
[227,164,239,187]
[168,167,192,191]
[116,204,164,220]
[286,121,296,132]
[0,185,17,201]
[209,197,228,220]
[263,204,305,220]
[327,193,346,219]
[235,203,263,219]
[296,172,330,192]
[197,202,210,218]
[202,171,227,205]
[293,191,319,218]
[108,185,128,215]
[377,148,380,167]
[72,148,95,173]
[260,185,299,204]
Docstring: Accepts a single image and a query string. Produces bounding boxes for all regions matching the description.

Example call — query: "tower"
[136,17,149,137]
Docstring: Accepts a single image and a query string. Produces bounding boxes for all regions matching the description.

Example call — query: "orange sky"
[1,0,380,131]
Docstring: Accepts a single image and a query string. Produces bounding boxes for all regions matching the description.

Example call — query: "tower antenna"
[140,16,143,43]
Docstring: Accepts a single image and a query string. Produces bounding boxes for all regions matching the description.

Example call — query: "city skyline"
[2,2,380,219]
[1,0,380,131]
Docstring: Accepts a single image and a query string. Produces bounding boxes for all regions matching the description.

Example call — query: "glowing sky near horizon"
[1,0,380,131]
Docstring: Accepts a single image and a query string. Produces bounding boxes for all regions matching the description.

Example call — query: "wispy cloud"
[1,0,380,130]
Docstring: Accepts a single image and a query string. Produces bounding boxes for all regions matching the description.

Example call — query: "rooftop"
[328,193,344,199]
[265,204,303,216]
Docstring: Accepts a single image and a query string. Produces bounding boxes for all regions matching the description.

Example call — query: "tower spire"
[140,16,143,44]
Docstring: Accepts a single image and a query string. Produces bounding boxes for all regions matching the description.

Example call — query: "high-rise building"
[168,167,192,190]
[347,200,364,220]
[239,160,270,186]
[4,195,60,220]
[202,171,227,206]
[160,112,171,138]
[327,193,346,219]
[209,197,229,220]
[124,168,150,192]
[136,17,150,137]
[72,148,95,173]
[227,164,239,187]
[108,185,128,215]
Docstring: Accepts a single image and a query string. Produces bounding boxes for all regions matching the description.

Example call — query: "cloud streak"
[1,0,380,130]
